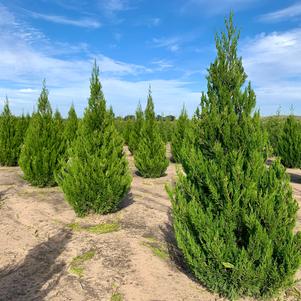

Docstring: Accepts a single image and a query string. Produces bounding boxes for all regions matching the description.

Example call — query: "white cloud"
[242,28,301,114]
[0,4,200,117]
[28,11,101,28]
[259,2,301,22]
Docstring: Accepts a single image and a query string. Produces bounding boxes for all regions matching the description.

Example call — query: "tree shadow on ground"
[159,209,198,283]
[0,228,72,301]
[118,191,134,209]
[287,171,301,184]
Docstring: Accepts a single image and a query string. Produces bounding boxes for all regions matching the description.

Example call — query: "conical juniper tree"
[63,104,78,149]
[56,61,132,216]
[171,105,189,163]
[128,102,143,154]
[134,88,168,178]
[168,14,301,300]
[0,98,19,166]
[19,81,61,187]
[278,115,301,168]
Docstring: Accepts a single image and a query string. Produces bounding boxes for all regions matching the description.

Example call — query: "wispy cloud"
[242,28,301,114]
[27,10,101,28]
[152,37,181,52]
[259,2,301,22]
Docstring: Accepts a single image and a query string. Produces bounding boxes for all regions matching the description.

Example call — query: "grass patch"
[69,250,95,277]
[67,222,120,234]
[111,292,123,301]
[142,238,169,260]
[85,222,119,234]
[67,222,81,231]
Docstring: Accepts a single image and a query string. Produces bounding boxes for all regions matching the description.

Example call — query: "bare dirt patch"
[0,151,300,300]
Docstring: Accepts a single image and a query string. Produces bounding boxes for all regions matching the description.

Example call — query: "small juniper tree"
[278,115,301,168]
[56,61,131,216]
[19,81,61,187]
[134,88,168,178]
[0,99,19,166]
[171,106,189,163]
[168,14,301,300]
[63,104,78,149]
[128,102,143,154]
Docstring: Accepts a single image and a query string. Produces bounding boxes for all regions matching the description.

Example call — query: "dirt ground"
[0,150,300,301]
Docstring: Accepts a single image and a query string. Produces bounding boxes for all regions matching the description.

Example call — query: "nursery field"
[0,149,300,301]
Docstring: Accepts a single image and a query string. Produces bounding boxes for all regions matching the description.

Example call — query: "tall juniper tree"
[168,14,301,300]
[56,61,131,216]
[134,88,168,178]
[19,81,61,187]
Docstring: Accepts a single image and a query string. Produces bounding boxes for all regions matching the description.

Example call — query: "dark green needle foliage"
[128,102,143,154]
[19,81,61,187]
[63,104,78,149]
[134,88,168,178]
[168,14,301,300]
[56,61,132,216]
[171,106,189,163]
[278,115,301,168]
[0,99,19,166]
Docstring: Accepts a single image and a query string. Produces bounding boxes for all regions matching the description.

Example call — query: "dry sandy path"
[0,152,300,301]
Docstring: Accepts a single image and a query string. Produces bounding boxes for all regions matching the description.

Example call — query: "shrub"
[19,81,61,187]
[134,88,169,178]
[56,61,132,216]
[278,115,301,168]
[168,14,301,300]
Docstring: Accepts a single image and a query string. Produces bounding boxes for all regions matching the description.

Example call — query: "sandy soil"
[0,150,300,301]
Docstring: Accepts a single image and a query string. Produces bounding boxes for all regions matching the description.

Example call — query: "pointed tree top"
[37,80,52,115]
[2,97,11,116]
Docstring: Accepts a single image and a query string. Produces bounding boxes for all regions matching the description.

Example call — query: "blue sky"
[0,0,300,117]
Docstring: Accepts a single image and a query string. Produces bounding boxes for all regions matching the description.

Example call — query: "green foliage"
[157,117,175,143]
[115,118,133,146]
[171,106,189,163]
[63,104,78,148]
[261,112,285,156]
[128,102,143,154]
[134,88,169,178]
[56,61,132,216]
[168,14,301,300]
[0,99,20,166]
[278,115,301,168]
[19,82,62,186]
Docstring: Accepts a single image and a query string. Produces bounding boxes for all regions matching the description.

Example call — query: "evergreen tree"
[128,102,143,154]
[63,104,78,149]
[171,106,189,163]
[134,88,168,178]
[19,81,61,187]
[14,113,30,162]
[56,61,131,216]
[278,115,301,168]
[168,14,301,300]
[0,99,19,166]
